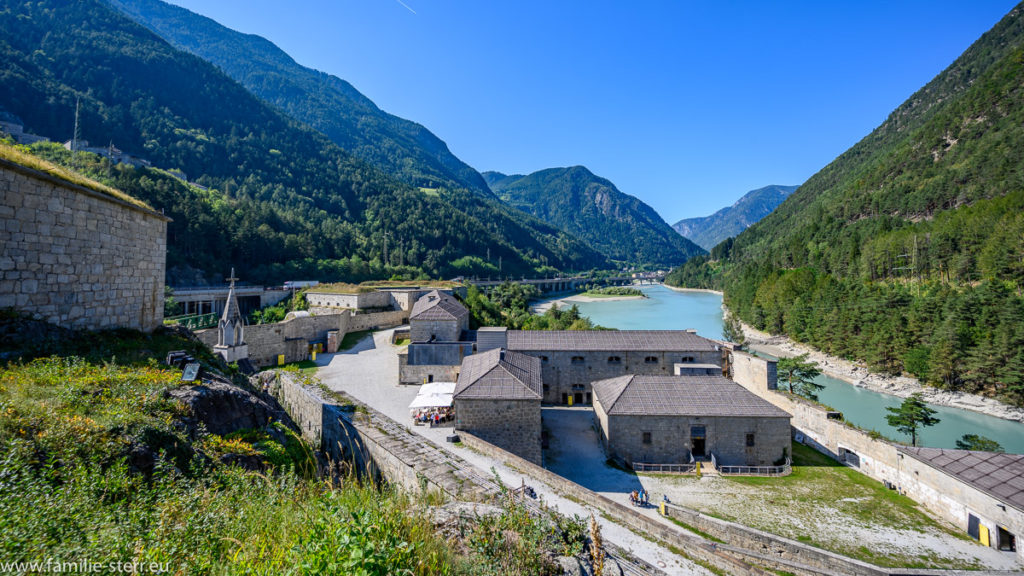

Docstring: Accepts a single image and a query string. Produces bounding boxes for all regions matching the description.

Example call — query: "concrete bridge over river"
[467,272,665,294]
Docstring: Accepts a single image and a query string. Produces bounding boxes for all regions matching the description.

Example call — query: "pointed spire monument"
[213,268,249,363]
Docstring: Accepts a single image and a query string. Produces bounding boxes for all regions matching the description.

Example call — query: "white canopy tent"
[408,382,456,410]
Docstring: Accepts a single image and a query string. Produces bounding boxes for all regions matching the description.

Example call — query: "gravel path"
[314,328,712,576]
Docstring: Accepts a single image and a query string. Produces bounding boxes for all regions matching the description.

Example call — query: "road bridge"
[466,272,665,294]
[169,284,291,316]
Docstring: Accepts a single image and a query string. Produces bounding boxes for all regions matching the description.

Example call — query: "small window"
[645,356,658,364]
[607,356,622,365]
[642,432,652,444]
[571,356,585,365]
[540,355,549,363]
[681,356,695,363]
[543,384,550,393]
[746,433,755,447]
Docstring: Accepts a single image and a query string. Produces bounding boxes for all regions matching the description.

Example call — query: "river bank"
[531,292,646,313]
[739,321,1024,423]
[661,284,723,295]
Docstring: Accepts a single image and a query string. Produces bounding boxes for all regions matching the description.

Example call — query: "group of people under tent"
[411,406,453,426]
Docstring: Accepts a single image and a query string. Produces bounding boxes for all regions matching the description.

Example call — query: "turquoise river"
[541,283,1024,453]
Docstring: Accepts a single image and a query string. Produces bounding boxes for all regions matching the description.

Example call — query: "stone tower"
[213,268,249,363]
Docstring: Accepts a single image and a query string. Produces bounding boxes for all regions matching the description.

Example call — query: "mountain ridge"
[666,4,1024,404]
[672,184,798,250]
[107,0,492,196]
[485,166,705,267]
[0,0,607,283]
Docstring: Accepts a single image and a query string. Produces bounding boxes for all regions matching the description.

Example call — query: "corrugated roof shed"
[410,290,468,321]
[593,375,791,418]
[899,447,1024,513]
[507,330,718,352]
[455,348,542,400]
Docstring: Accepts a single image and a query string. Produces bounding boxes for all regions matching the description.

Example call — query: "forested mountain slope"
[672,185,798,250]
[667,4,1024,404]
[0,0,606,283]
[108,0,491,196]
[485,167,705,268]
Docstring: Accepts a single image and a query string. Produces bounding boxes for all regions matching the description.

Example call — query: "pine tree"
[885,393,940,446]
[776,354,824,401]
[955,434,1003,452]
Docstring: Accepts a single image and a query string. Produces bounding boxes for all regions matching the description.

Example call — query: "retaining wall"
[730,350,1024,565]
[270,372,493,501]
[196,309,406,368]
[0,158,168,331]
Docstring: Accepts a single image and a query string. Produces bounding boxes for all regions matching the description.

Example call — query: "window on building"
[607,356,622,365]
[681,356,695,363]
[645,356,658,364]
[642,432,652,444]
[746,433,755,447]
[571,356,585,365]
[540,355,549,363]
[543,384,550,393]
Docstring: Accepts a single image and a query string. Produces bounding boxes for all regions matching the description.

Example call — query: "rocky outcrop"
[169,379,276,435]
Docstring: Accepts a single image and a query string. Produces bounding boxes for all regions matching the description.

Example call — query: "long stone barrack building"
[504,329,725,404]
[592,374,791,467]
[0,155,169,331]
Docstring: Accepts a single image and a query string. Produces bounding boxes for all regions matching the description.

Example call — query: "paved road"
[315,327,711,576]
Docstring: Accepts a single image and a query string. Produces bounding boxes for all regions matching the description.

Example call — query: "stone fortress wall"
[0,158,169,331]
[730,351,1024,564]
[197,308,406,368]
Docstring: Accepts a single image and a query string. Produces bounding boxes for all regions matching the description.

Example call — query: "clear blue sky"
[166,0,1017,223]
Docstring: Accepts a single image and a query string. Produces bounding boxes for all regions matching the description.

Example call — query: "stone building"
[304,285,464,316]
[454,348,543,465]
[0,155,168,331]
[398,290,473,384]
[592,375,791,467]
[409,290,469,342]
[503,330,725,405]
[896,447,1023,560]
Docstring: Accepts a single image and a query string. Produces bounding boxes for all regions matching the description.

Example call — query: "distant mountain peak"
[486,168,704,267]
[672,184,798,250]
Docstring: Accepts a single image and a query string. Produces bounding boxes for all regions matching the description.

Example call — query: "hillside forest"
[667,6,1024,405]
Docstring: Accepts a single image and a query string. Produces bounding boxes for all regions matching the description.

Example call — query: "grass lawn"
[393,338,410,346]
[279,360,319,376]
[642,443,985,569]
[339,330,371,351]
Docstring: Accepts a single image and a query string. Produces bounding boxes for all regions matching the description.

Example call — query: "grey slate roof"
[410,290,468,321]
[899,447,1024,513]
[593,375,791,418]
[507,330,718,352]
[455,348,542,400]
